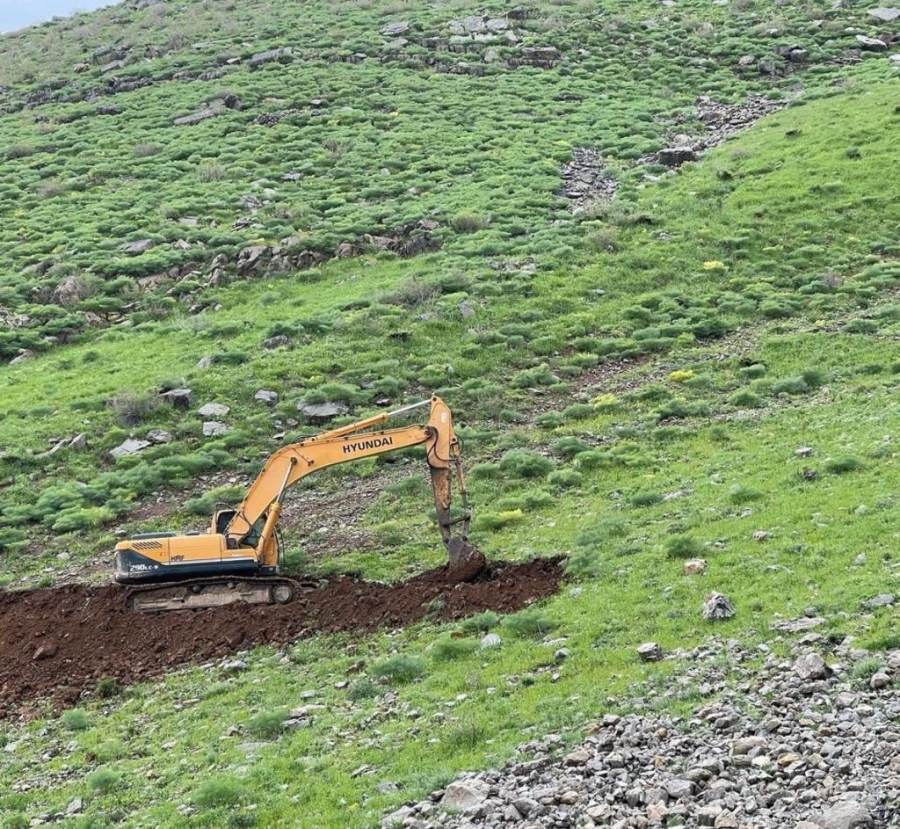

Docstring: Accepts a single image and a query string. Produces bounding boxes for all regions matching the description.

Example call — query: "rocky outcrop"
[383,637,900,828]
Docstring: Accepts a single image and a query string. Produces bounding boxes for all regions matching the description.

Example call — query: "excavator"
[114,395,486,612]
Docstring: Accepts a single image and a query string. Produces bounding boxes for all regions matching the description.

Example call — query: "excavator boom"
[114,396,485,610]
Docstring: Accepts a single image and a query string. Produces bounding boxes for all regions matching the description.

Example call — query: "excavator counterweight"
[114,396,486,611]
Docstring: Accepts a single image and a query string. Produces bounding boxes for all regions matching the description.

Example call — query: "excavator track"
[125,576,319,613]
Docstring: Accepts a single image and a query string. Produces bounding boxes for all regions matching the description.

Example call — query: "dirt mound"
[0,558,562,717]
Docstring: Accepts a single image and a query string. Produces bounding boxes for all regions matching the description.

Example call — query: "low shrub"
[729,485,764,504]
[459,610,500,634]
[431,637,479,662]
[468,462,501,480]
[630,491,663,507]
[87,768,121,795]
[731,390,765,408]
[552,437,591,458]
[850,657,884,681]
[824,456,863,474]
[246,709,289,738]
[62,708,91,731]
[369,653,426,684]
[501,608,558,637]
[665,535,703,559]
[564,547,604,580]
[347,679,380,701]
[192,776,244,809]
[107,390,159,426]
[473,509,525,532]
[739,364,767,379]
[534,411,565,429]
[547,469,583,489]
[563,403,595,421]
[499,449,553,479]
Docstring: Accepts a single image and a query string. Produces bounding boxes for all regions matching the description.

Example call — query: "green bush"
[87,768,122,795]
[731,390,765,408]
[501,609,558,637]
[564,547,604,580]
[193,776,244,809]
[728,485,764,504]
[468,463,500,480]
[552,437,591,459]
[739,364,767,379]
[369,654,426,684]
[499,449,553,479]
[824,456,863,474]
[472,510,525,532]
[563,403,594,421]
[850,657,884,681]
[458,610,500,634]
[630,491,663,507]
[771,376,810,396]
[547,469,583,490]
[534,411,565,429]
[347,679,380,701]
[246,709,289,738]
[431,637,479,662]
[62,708,91,731]
[665,535,703,559]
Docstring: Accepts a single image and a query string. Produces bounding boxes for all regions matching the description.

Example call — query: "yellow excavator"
[114,396,485,612]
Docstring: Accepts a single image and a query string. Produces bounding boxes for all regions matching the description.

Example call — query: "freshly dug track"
[0,558,562,716]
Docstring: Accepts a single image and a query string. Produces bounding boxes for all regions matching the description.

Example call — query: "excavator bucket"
[446,537,487,582]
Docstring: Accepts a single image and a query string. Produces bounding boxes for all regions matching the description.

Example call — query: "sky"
[0,1,119,33]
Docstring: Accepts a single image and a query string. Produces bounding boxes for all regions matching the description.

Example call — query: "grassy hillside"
[1,0,899,826]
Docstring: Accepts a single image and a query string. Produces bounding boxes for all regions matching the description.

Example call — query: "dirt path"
[0,557,562,717]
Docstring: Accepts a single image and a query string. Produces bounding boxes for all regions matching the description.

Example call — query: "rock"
[174,107,224,126]
[255,390,279,405]
[793,653,831,681]
[118,239,155,254]
[160,388,193,407]
[297,401,349,422]
[236,244,270,274]
[684,558,707,575]
[380,21,409,36]
[868,7,900,21]
[146,429,173,444]
[262,335,290,349]
[441,780,489,810]
[222,660,247,672]
[110,438,151,458]
[860,593,894,610]
[814,800,872,829]
[65,798,83,815]
[480,633,502,649]
[772,616,826,632]
[637,642,663,662]
[202,421,229,437]
[198,403,230,417]
[702,592,735,621]
[658,146,697,167]
[664,778,695,800]
[870,672,892,689]
[856,34,887,51]
[795,446,814,457]
[564,748,590,766]
[249,47,294,68]
[33,642,59,661]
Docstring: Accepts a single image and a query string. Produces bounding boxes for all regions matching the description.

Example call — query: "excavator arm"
[224,396,470,557]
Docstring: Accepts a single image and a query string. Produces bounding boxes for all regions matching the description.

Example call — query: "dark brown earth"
[0,557,562,717]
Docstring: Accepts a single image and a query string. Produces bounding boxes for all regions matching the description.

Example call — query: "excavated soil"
[0,557,562,717]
